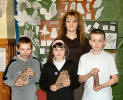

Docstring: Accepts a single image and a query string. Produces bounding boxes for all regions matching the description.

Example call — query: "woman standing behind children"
[58,10,91,65]
[57,10,91,100]
[78,29,119,100]
[39,39,80,100]
[3,37,41,100]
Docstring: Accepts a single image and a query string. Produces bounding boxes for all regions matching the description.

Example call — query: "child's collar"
[17,55,28,61]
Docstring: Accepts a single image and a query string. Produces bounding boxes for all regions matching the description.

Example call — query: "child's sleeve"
[28,60,41,83]
[109,55,118,75]
[77,56,86,75]
[39,65,51,92]
[69,62,80,89]
[3,60,16,87]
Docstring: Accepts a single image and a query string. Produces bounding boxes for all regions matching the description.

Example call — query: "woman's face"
[65,15,78,33]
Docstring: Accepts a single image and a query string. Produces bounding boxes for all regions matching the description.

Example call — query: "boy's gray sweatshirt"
[3,55,41,100]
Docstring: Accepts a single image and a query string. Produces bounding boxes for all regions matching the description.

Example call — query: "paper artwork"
[32,1,41,10]
[47,40,53,46]
[15,10,31,26]
[93,0,102,8]
[110,25,116,31]
[86,3,91,12]
[104,33,117,49]
[17,0,31,12]
[40,48,45,54]
[103,25,108,30]
[45,1,57,20]
[86,13,91,20]
[50,28,57,39]
[70,2,76,10]
[21,29,35,39]
[95,7,104,20]
[93,22,99,29]
[40,25,50,39]
[41,40,47,46]
[77,3,84,14]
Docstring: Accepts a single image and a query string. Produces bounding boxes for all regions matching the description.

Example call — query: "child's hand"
[26,68,35,77]
[50,85,58,91]
[93,85,102,91]
[15,79,23,86]
[63,78,70,87]
[90,68,99,76]
[15,79,28,87]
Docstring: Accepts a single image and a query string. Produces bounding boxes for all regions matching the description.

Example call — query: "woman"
[57,10,91,100]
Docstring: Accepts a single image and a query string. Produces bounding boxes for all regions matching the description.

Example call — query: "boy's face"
[17,43,32,60]
[89,34,106,53]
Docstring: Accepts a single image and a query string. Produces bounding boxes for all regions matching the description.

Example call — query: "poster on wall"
[0,48,6,72]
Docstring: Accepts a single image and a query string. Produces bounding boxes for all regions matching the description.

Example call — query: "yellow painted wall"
[6,0,15,39]
[0,0,15,39]
[0,12,7,38]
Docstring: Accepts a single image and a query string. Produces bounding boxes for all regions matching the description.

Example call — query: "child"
[39,38,80,100]
[57,10,91,100]
[78,29,118,100]
[3,37,41,100]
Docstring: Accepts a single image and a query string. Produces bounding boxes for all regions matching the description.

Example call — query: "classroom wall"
[0,12,7,38]
[99,0,123,99]
[14,0,123,99]
[0,0,15,39]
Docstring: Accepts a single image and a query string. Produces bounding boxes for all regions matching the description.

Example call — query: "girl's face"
[53,47,65,62]
[65,15,78,32]
[89,34,106,54]
[17,43,32,60]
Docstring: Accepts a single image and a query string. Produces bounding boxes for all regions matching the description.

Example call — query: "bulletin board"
[85,21,118,50]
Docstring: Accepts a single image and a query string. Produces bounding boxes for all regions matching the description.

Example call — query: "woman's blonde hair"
[57,10,86,44]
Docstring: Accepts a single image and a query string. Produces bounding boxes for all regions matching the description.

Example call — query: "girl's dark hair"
[46,38,69,63]
[90,29,106,39]
[17,37,33,49]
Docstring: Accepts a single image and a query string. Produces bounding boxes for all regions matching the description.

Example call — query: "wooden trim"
[0,39,16,100]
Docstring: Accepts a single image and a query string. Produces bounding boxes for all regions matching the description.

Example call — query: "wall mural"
[15,0,58,59]
[14,0,118,65]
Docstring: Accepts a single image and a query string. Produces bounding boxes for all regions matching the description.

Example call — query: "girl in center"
[39,38,80,100]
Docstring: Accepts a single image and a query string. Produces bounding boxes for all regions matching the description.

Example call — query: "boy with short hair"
[3,37,41,100]
[78,29,118,100]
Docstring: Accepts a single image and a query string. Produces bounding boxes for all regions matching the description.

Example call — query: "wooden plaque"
[55,70,69,89]
[93,72,99,87]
